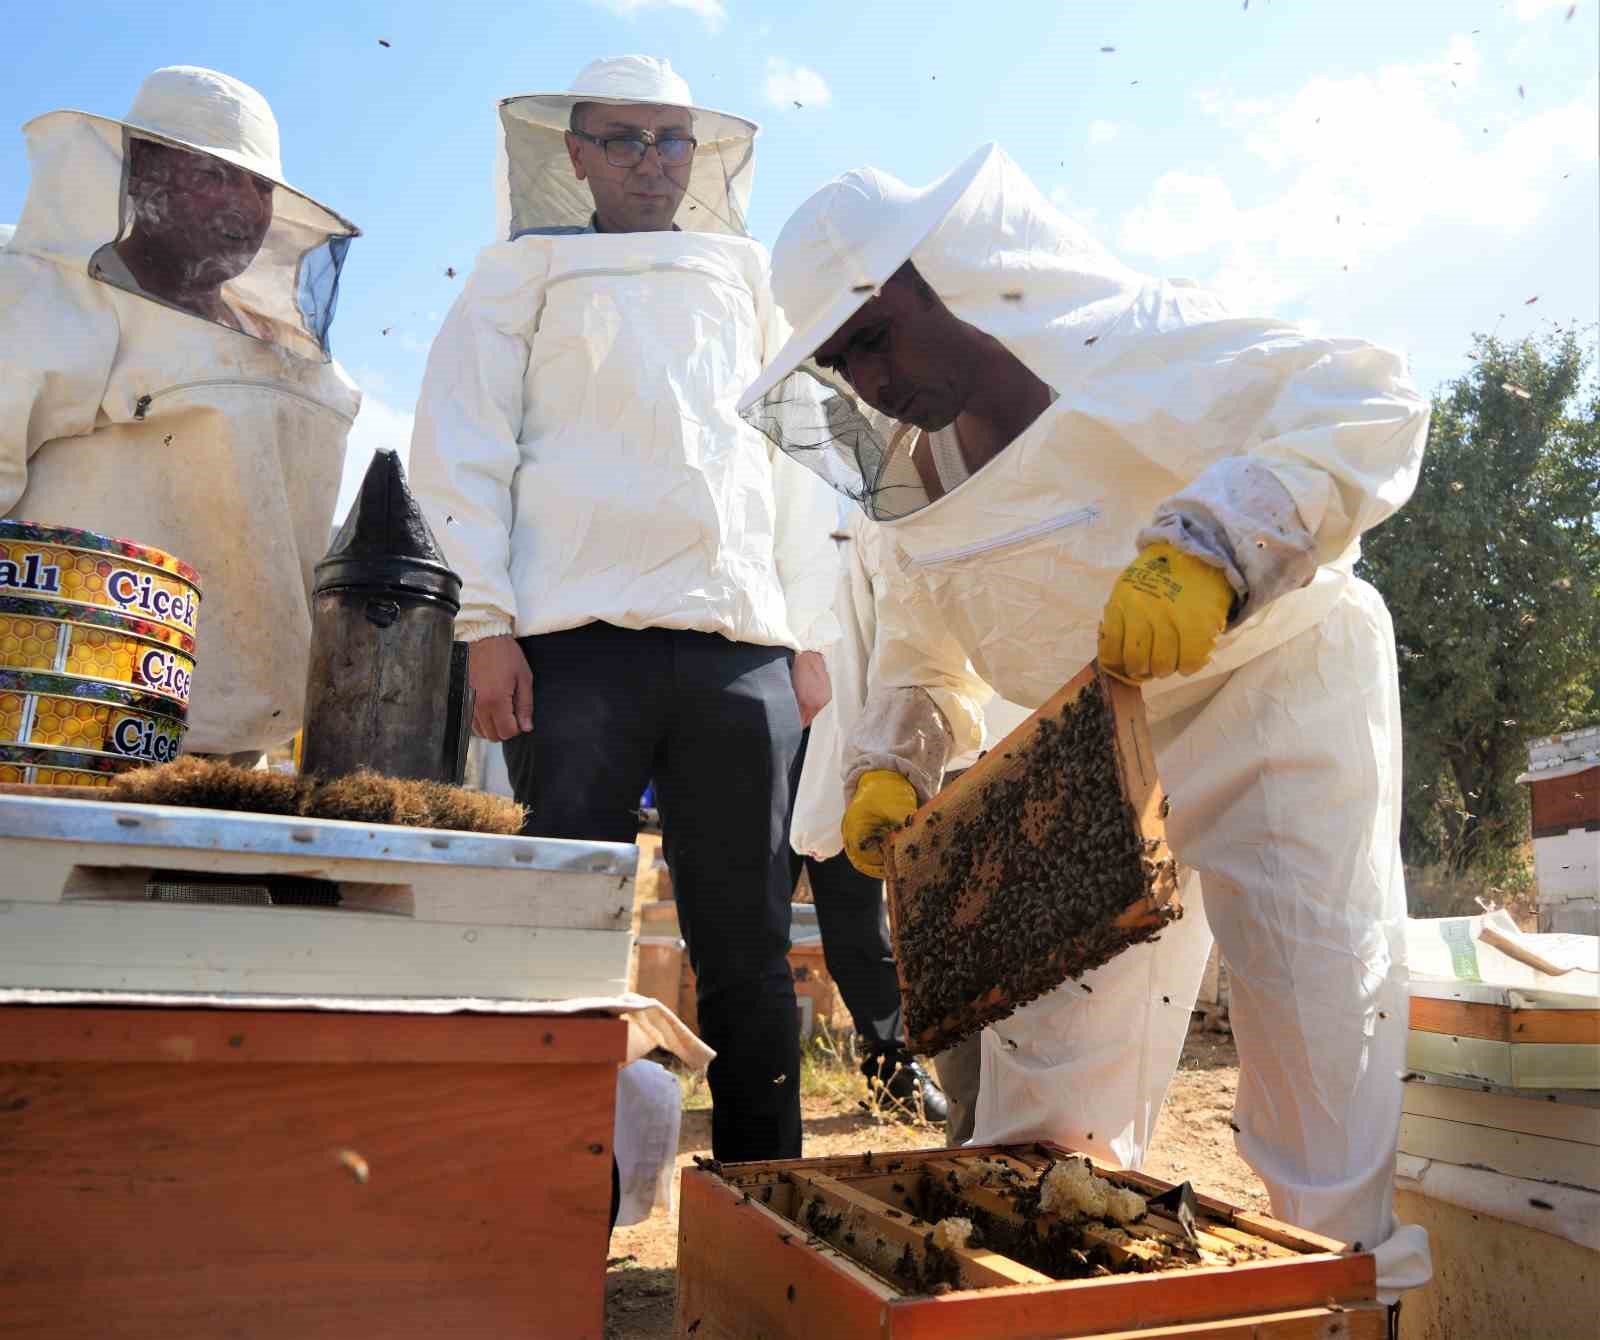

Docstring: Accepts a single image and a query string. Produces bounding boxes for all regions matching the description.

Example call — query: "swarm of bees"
[891,679,1180,1047]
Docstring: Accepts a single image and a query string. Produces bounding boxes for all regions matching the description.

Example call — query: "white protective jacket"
[0,74,360,755]
[410,67,838,652]
[791,504,1029,860]
[746,145,1432,1294]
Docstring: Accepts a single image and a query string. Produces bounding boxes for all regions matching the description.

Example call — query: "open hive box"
[886,663,1182,1054]
[677,1143,1382,1338]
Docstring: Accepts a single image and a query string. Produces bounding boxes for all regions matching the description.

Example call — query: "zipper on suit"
[907,506,1101,567]
[132,378,356,425]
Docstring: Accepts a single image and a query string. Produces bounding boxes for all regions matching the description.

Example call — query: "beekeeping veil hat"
[739,143,1147,519]
[9,65,358,362]
[495,55,758,239]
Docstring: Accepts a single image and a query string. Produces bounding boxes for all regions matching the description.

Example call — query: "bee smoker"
[300,449,474,783]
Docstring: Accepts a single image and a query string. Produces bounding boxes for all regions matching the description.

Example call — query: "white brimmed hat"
[736,148,987,416]
[496,55,758,239]
[40,65,356,239]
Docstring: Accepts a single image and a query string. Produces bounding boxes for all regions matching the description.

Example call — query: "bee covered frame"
[884,662,1182,1054]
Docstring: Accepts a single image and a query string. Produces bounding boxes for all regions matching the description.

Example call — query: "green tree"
[1360,328,1600,873]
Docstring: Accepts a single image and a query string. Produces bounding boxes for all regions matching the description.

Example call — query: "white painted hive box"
[0,794,636,1000]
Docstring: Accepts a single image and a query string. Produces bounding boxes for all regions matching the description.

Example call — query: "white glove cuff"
[1138,458,1319,625]
[842,686,954,808]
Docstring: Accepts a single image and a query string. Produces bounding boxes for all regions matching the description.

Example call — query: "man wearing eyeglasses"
[564,105,695,234]
[411,57,840,1166]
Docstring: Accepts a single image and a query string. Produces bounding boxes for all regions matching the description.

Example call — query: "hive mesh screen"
[146,872,341,908]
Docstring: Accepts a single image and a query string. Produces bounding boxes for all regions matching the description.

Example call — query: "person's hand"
[791,650,832,728]
[1098,542,1233,683]
[468,635,533,741]
[842,769,919,878]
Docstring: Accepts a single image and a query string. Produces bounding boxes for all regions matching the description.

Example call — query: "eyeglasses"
[570,128,698,169]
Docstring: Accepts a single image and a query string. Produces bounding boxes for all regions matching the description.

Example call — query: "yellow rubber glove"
[1099,542,1234,683]
[842,769,920,878]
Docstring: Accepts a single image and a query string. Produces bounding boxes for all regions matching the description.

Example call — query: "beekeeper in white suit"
[741,144,1432,1301]
[411,57,839,1164]
[791,501,1030,1139]
[0,66,361,758]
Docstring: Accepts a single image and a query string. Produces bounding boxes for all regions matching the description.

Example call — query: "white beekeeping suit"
[0,67,361,754]
[742,144,1431,1296]
[791,503,1028,860]
[411,57,838,655]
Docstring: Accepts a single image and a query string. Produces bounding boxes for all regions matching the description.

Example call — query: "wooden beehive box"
[676,1143,1382,1339]
[885,663,1181,1054]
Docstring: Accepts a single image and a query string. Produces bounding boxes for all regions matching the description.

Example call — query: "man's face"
[813,267,975,432]
[127,139,275,287]
[564,103,693,233]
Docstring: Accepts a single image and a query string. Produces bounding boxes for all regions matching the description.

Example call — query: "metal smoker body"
[300,450,472,783]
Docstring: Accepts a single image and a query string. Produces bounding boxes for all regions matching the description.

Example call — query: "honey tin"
[0,669,187,786]
[0,520,202,638]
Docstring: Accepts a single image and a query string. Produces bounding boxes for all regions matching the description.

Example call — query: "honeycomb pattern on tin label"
[40,768,111,787]
[0,690,24,738]
[69,628,194,705]
[0,542,199,633]
[0,615,64,672]
[1,614,194,707]
[7,692,185,764]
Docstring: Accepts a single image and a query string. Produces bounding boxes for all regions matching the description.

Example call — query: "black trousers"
[796,851,906,1057]
[503,623,803,1163]
[787,730,907,1060]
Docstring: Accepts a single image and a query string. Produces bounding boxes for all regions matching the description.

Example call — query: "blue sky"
[4,0,1596,520]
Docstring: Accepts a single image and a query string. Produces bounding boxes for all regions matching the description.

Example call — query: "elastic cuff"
[454,618,515,642]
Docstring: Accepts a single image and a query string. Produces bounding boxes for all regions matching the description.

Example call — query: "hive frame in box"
[676,1143,1382,1339]
[885,662,1181,1054]
[0,792,637,1000]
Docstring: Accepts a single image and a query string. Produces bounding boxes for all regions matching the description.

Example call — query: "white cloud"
[1087,119,1121,147]
[763,59,832,110]
[587,0,727,31]
[334,384,417,526]
[1116,41,1598,313]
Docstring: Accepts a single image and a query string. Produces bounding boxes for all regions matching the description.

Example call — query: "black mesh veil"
[743,362,938,522]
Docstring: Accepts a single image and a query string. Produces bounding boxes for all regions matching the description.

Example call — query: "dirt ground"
[603,1025,1261,1339]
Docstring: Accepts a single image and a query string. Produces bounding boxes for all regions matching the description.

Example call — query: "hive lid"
[314,450,461,608]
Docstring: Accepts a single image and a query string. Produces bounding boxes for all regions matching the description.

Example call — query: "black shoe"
[863,1052,950,1125]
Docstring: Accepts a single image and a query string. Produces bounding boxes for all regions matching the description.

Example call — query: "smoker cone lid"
[314,450,462,608]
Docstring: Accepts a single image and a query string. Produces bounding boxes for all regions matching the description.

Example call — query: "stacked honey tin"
[0,520,201,787]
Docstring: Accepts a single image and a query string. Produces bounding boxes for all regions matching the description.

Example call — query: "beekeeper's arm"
[409,251,541,741]
[1102,308,1429,680]
[757,265,843,725]
[0,257,118,514]
[841,534,992,875]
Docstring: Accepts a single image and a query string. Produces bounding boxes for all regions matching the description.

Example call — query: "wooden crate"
[676,1144,1381,1339]
[0,1005,628,1340]
[885,663,1182,1054]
